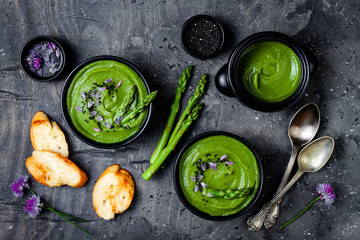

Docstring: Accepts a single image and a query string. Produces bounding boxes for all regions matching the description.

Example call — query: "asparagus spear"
[120,91,158,125]
[202,187,253,199]
[168,74,207,144]
[113,85,137,123]
[142,103,204,181]
[150,66,193,164]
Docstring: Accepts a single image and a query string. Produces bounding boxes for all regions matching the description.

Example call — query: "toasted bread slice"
[30,111,69,158]
[93,164,135,220]
[25,150,88,187]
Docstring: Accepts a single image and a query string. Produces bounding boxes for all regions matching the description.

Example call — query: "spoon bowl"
[289,103,320,147]
[296,136,334,173]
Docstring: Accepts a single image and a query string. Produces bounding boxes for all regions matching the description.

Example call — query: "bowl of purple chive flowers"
[20,36,65,81]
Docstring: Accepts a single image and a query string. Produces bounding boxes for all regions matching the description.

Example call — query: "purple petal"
[104,122,112,129]
[75,106,82,112]
[81,92,86,99]
[56,49,60,58]
[93,128,101,132]
[116,80,122,88]
[90,111,97,117]
[45,49,53,54]
[220,154,227,161]
[98,87,106,92]
[24,195,43,218]
[115,117,122,125]
[191,176,196,182]
[209,162,217,170]
[196,174,203,181]
[88,101,94,108]
[95,91,101,99]
[95,115,104,121]
[95,99,100,107]
[104,78,113,83]
[201,163,207,171]
[206,193,214,198]
[200,182,207,189]
[194,185,199,192]
[89,90,95,98]
[225,161,234,165]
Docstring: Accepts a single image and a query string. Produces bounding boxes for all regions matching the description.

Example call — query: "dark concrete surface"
[0,0,359,239]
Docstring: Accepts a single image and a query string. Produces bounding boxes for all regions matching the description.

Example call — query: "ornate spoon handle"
[264,147,299,228]
[247,147,299,231]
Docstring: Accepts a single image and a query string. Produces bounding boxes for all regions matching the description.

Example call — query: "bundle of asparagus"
[142,66,207,181]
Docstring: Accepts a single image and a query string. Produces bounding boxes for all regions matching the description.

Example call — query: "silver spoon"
[248,136,334,231]
[247,103,320,231]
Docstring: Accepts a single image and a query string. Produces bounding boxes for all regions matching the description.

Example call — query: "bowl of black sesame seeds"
[181,15,225,59]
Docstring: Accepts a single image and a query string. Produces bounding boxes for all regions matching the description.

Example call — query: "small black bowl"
[61,55,153,149]
[173,131,263,221]
[20,35,66,82]
[215,31,317,112]
[181,15,225,59]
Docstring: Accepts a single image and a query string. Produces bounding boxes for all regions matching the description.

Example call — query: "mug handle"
[215,64,235,97]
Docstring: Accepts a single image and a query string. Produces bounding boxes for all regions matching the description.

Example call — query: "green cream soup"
[67,60,148,144]
[179,135,260,216]
[239,41,302,103]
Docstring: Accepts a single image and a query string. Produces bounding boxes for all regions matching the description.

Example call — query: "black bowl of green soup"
[61,56,153,148]
[215,31,316,112]
[174,131,263,221]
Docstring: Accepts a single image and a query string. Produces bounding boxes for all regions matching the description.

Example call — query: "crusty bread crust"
[92,164,135,220]
[25,150,88,187]
[30,111,69,158]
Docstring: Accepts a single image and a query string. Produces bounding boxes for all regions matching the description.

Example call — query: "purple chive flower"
[24,52,42,70]
[115,117,122,125]
[93,128,101,132]
[56,49,61,58]
[81,92,86,99]
[98,87,106,92]
[10,175,30,198]
[209,162,217,170]
[95,115,104,121]
[89,90,96,98]
[194,185,199,192]
[315,183,336,205]
[116,80,122,88]
[191,176,196,182]
[196,174,203,181]
[88,101,94,108]
[104,78,113,83]
[225,161,234,165]
[24,195,43,218]
[206,193,214,198]
[200,182,207,189]
[104,122,112,129]
[95,99,100,107]
[201,163,207,171]
[95,91,101,99]
[90,111,97,117]
[75,106,82,112]
[220,154,227,161]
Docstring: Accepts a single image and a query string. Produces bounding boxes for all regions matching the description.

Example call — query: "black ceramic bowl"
[181,14,225,59]
[20,35,66,82]
[61,55,153,149]
[173,131,263,221]
[215,31,316,112]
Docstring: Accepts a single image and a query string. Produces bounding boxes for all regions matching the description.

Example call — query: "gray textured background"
[0,0,359,239]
